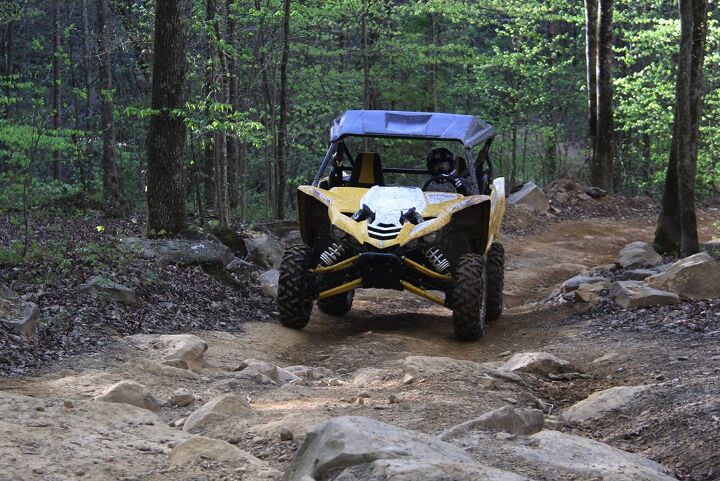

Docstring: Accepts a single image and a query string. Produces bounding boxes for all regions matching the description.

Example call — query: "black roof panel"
[330,110,494,148]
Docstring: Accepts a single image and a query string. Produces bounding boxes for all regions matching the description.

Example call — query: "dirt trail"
[2,213,719,480]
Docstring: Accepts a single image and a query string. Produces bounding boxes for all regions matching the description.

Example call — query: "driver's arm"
[451,175,469,195]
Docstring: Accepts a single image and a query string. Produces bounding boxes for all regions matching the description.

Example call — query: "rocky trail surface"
[1,209,719,481]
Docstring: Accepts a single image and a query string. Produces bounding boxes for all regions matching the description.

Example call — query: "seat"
[348,152,385,188]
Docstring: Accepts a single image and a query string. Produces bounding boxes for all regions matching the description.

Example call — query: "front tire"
[318,290,354,315]
[486,242,505,321]
[277,245,314,329]
[451,254,487,341]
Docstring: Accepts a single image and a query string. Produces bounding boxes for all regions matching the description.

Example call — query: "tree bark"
[97,0,123,212]
[146,0,190,236]
[584,0,598,173]
[276,0,290,219]
[52,0,62,181]
[80,0,94,190]
[678,0,708,256]
[208,0,230,226]
[226,0,239,210]
[592,0,614,193]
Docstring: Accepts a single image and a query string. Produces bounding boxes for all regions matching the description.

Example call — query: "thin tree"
[146,0,190,236]
[52,0,62,180]
[97,0,123,212]
[655,0,708,256]
[584,0,598,174]
[276,0,290,219]
[588,0,614,193]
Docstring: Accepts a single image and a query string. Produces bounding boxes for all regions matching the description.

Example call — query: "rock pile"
[561,240,720,309]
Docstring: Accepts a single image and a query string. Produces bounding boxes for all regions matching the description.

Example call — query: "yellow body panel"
[298,181,506,252]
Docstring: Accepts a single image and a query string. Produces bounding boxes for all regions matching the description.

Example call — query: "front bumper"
[311,252,452,307]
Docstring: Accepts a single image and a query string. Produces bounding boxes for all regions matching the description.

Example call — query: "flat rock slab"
[334,459,527,481]
[403,356,488,378]
[618,241,663,269]
[612,281,679,309]
[123,237,234,268]
[78,276,136,305]
[0,391,186,481]
[170,436,280,479]
[284,416,474,481]
[561,275,609,294]
[509,430,677,481]
[562,385,653,423]
[441,406,545,440]
[645,252,720,300]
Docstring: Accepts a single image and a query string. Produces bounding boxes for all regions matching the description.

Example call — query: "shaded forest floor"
[1,196,720,480]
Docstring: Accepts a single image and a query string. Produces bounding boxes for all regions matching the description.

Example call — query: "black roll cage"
[311,136,495,196]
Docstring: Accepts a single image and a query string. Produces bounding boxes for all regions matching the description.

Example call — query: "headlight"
[423,232,440,244]
[332,225,348,240]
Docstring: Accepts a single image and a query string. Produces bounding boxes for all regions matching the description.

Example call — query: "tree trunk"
[226,0,238,210]
[592,0,614,193]
[52,0,62,181]
[655,0,708,256]
[678,0,708,256]
[210,0,230,226]
[80,0,94,190]
[146,0,190,237]
[203,0,217,209]
[276,0,290,219]
[584,0,598,174]
[361,6,370,110]
[510,122,518,187]
[97,0,123,212]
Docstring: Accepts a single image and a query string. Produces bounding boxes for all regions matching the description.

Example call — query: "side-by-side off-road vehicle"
[277,110,507,340]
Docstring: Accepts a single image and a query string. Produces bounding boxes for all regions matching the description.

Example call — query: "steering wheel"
[422,173,458,192]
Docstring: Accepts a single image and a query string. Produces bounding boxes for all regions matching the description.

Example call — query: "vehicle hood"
[298,185,492,249]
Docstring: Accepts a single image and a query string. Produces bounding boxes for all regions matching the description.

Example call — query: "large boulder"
[611,281,680,309]
[284,416,474,481]
[441,406,545,440]
[617,241,663,269]
[334,459,527,481]
[95,380,160,412]
[244,232,284,269]
[509,430,676,480]
[170,436,280,479]
[507,182,549,212]
[183,394,257,434]
[0,285,39,337]
[123,237,234,268]
[501,352,570,376]
[645,252,720,300]
[562,385,653,423]
[78,276,136,305]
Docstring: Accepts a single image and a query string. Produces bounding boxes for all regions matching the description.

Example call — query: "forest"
[0,0,718,235]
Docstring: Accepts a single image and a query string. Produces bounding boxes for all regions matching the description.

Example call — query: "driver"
[425,147,469,195]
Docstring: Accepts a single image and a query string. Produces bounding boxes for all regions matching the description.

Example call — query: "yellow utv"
[278,110,506,341]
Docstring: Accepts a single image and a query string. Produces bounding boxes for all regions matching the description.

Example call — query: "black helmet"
[427,148,455,176]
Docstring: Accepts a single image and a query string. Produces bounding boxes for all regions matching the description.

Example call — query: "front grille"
[368,222,402,240]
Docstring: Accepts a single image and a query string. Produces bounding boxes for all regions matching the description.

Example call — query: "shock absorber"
[425,247,450,273]
[320,243,346,267]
